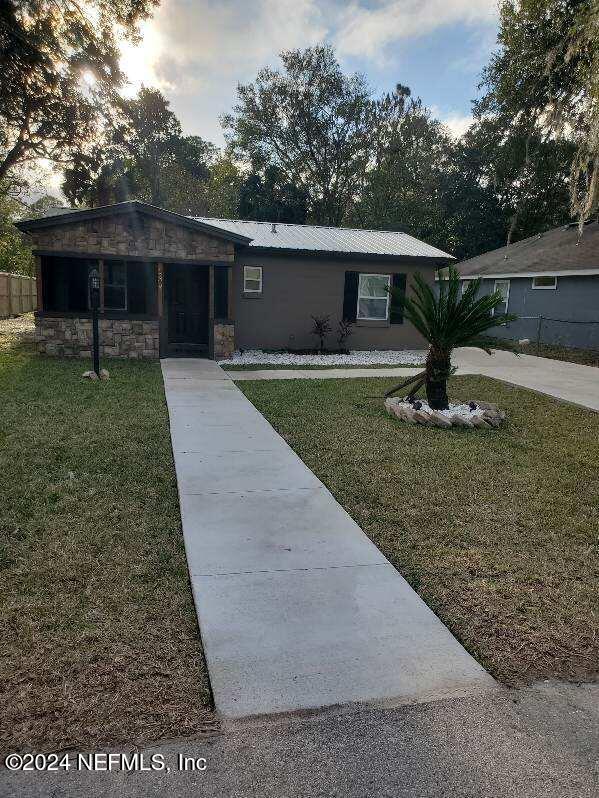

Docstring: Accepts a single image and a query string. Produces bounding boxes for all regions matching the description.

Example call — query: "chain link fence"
[495,315,599,353]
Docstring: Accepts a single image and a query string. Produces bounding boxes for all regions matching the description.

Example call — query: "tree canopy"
[0,0,158,186]
[478,0,599,226]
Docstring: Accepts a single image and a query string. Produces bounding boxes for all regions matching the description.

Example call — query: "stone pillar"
[213,321,235,360]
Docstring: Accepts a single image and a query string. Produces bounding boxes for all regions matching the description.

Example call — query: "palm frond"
[397,266,518,352]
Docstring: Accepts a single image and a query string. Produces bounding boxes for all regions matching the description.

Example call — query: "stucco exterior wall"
[472,275,599,349]
[28,215,234,262]
[233,253,433,351]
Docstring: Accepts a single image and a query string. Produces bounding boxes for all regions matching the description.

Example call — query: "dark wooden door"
[166,264,209,355]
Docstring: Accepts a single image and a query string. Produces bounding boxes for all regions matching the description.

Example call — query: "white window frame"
[532,276,557,290]
[243,265,262,294]
[356,273,391,321]
[492,279,510,316]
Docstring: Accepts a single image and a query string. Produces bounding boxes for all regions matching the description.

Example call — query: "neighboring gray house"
[16,201,454,360]
[457,220,599,350]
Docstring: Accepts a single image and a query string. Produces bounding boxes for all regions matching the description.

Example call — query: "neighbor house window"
[532,276,557,289]
[243,265,262,293]
[493,279,510,316]
[103,260,127,309]
[357,273,390,321]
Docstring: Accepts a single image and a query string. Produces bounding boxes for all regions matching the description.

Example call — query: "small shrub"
[310,314,332,352]
[337,319,354,352]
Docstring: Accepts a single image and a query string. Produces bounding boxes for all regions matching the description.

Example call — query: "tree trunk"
[425,347,451,410]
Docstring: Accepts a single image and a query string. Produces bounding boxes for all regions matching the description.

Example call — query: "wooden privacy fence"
[0,272,37,318]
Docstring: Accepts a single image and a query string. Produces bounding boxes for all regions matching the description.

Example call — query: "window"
[244,265,262,293]
[532,276,557,289]
[493,279,510,316]
[103,261,127,309]
[357,273,390,321]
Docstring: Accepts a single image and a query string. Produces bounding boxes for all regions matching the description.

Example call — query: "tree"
[238,165,308,223]
[62,89,216,211]
[351,100,450,246]
[0,0,158,184]
[0,189,33,275]
[386,267,516,409]
[439,118,574,258]
[477,0,599,226]
[223,45,381,226]
[202,155,243,218]
[0,186,60,275]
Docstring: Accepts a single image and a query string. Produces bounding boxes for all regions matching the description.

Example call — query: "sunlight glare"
[119,21,169,97]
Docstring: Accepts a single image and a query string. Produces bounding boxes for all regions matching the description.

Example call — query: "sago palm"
[387,265,517,410]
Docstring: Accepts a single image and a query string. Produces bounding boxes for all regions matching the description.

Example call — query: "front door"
[166,264,209,356]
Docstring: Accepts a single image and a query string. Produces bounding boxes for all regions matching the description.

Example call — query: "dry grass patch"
[238,375,599,686]
[0,344,212,753]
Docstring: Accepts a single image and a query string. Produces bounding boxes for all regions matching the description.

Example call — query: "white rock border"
[219,349,426,367]
[384,397,506,429]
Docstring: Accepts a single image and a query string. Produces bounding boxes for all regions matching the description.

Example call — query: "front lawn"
[0,340,212,753]
[238,375,599,685]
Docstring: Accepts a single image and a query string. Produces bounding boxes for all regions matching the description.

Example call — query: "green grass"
[237,375,599,686]
[0,334,212,753]
[223,362,421,371]
[481,336,599,368]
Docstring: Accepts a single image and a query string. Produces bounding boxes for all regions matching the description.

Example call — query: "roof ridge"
[192,215,411,236]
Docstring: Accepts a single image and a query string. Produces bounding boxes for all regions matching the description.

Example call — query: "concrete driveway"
[453,347,599,411]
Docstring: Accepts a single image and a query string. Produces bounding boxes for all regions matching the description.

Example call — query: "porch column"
[34,255,43,311]
[156,262,166,357]
[210,264,235,361]
[156,262,164,317]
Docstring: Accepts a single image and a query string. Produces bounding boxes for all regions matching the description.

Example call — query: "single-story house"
[16,200,453,360]
[456,220,599,350]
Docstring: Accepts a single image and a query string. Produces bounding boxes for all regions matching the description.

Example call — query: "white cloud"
[441,112,474,138]
[120,0,328,143]
[336,0,498,60]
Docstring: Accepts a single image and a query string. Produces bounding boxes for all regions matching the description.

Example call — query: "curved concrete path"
[162,358,496,719]
[228,348,599,412]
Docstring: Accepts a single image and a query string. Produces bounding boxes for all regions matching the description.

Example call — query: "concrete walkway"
[229,348,599,412]
[161,358,495,719]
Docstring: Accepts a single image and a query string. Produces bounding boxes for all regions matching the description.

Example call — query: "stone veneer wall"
[35,316,159,359]
[28,215,234,262]
[213,322,235,360]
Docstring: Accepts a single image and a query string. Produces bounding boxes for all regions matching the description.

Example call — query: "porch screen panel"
[41,256,92,312]
[126,261,154,314]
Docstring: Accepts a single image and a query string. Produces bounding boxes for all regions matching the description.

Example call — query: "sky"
[119,0,500,145]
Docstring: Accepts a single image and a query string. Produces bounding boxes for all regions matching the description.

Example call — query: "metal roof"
[192,217,454,260]
[458,220,599,278]
[16,201,454,260]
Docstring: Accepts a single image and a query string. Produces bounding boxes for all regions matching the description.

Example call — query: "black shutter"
[214,267,228,319]
[390,273,406,324]
[342,271,359,322]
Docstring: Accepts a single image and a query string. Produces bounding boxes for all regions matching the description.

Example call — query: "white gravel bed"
[219,349,426,367]
[391,399,486,419]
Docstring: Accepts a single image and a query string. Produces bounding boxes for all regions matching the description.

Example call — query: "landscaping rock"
[450,414,474,428]
[429,411,453,428]
[476,401,500,412]
[393,404,417,424]
[384,397,400,414]
[99,369,110,381]
[412,409,432,425]
[482,410,502,428]
[471,415,492,429]
[82,370,98,381]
